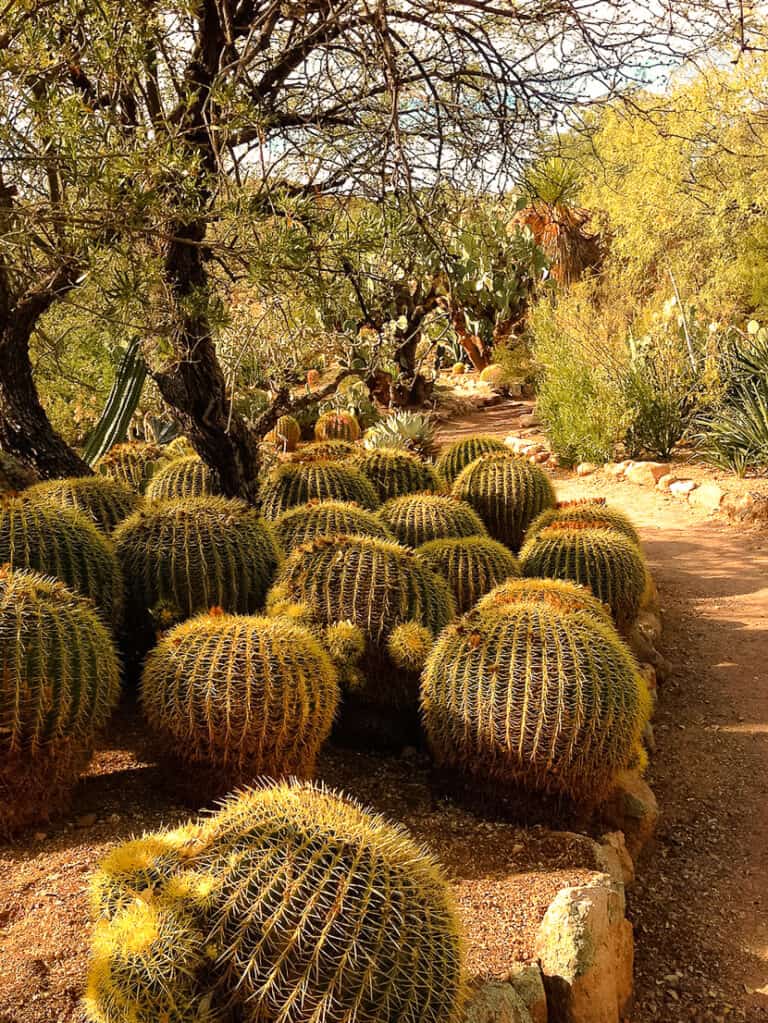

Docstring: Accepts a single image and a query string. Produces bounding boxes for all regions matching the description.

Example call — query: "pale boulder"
[601,770,659,860]
[507,964,548,1023]
[668,479,697,497]
[625,461,670,487]
[576,462,597,477]
[688,482,725,512]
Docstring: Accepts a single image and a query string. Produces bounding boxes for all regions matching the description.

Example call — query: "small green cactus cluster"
[145,454,222,502]
[27,475,142,532]
[0,494,123,624]
[452,450,556,550]
[519,526,647,628]
[274,499,392,549]
[421,600,651,803]
[0,567,121,835]
[266,414,301,451]
[0,450,38,492]
[475,576,613,625]
[260,461,379,519]
[379,493,487,548]
[416,535,521,613]
[85,782,465,1023]
[141,610,339,782]
[526,499,641,545]
[96,441,166,493]
[314,409,362,442]
[435,434,508,484]
[285,438,358,463]
[355,447,441,502]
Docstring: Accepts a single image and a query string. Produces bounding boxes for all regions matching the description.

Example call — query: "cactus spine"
[145,455,221,502]
[379,493,487,548]
[274,499,392,549]
[96,441,167,493]
[475,576,613,625]
[526,500,641,546]
[435,434,508,484]
[27,476,142,532]
[355,447,441,502]
[416,536,521,613]
[314,410,362,442]
[260,461,379,520]
[285,439,358,463]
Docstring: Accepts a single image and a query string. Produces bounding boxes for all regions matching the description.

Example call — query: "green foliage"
[83,340,147,466]
[363,411,437,459]
[0,451,38,492]
[28,476,142,532]
[355,448,441,503]
[145,455,221,502]
[527,500,640,545]
[260,462,379,519]
[96,442,168,494]
[314,410,361,443]
[435,435,508,484]
[475,576,613,625]
[274,500,392,549]
[416,536,521,613]
[379,493,487,548]
[0,568,120,835]
[421,601,651,803]
[452,451,556,551]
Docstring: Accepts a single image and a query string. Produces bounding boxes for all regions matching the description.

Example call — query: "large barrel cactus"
[416,536,521,613]
[274,499,392,549]
[96,441,166,493]
[145,454,221,502]
[314,410,361,442]
[519,526,647,628]
[475,576,614,626]
[421,601,651,803]
[0,494,123,624]
[435,434,508,484]
[0,568,121,834]
[379,493,487,548]
[355,447,441,502]
[27,476,142,532]
[285,439,358,463]
[0,450,38,492]
[526,499,641,545]
[452,451,556,550]
[260,461,379,519]
[141,611,339,782]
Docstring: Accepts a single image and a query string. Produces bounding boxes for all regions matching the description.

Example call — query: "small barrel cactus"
[421,601,651,803]
[435,434,508,484]
[451,362,466,375]
[379,493,487,548]
[355,447,441,502]
[0,568,121,834]
[416,535,521,613]
[0,450,38,492]
[114,497,281,629]
[141,611,339,782]
[95,441,166,493]
[284,438,358,463]
[0,494,123,624]
[274,499,392,549]
[260,461,379,519]
[205,781,465,1023]
[270,414,301,452]
[519,526,647,628]
[475,576,613,625]
[27,475,142,532]
[145,454,221,502]
[314,410,361,442]
[452,450,556,550]
[478,363,510,388]
[526,499,641,546]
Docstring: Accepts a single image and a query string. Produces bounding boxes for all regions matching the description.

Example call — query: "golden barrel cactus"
[475,576,613,625]
[355,447,441,502]
[27,475,142,532]
[285,439,358,463]
[416,535,521,613]
[145,455,221,502]
[314,410,362,442]
[274,499,392,549]
[435,434,508,484]
[260,461,379,519]
[379,493,487,548]
[526,499,641,546]
[95,441,166,493]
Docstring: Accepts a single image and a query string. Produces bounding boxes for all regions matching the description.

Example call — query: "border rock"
[464,981,534,1023]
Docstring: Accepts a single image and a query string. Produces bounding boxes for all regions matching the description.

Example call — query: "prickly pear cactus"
[435,434,508,484]
[314,410,361,442]
[355,447,441,502]
[416,535,521,613]
[274,499,392,549]
[27,476,142,532]
[379,493,487,548]
[260,461,379,520]
[526,499,641,545]
[95,441,166,493]
[145,455,221,502]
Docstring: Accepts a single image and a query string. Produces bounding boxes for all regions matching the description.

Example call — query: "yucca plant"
[379,493,487,548]
[355,447,441,502]
[526,499,641,545]
[260,461,379,519]
[145,455,222,502]
[274,499,393,549]
[416,535,521,613]
[435,434,508,484]
[363,410,437,459]
[27,476,142,532]
[96,442,167,494]
[314,410,362,442]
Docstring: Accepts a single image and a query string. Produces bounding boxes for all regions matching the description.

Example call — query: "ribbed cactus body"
[145,455,221,502]
[416,536,521,613]
[0,450,37,492]
[0,495,122,624]
[379,493,487,548]
[314,410,361,442]
[421,602,651,802]
[164,436,195,459]
[475,576,613,625]
[27,476,142,532]
[527,500,641,545]
[0,568,121,834]
[355,447,441,502]
[285,439,358,463]
[478,364,509,387]
[260,461,379,520]
[435,435,508,484]
[114,497,281,626]
[519,526,646,627]
[272,415,301,451]
[452,451,556,550]
[96,442,166,493]
[141,612,339,781]
[274,499,392,549]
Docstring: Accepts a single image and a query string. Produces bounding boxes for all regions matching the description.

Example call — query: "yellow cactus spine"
[526,499,641,545]
[416,535,521,613]
[27,475,142,532]
[475,576,614,625]
[274,499,392,549]
[435,434,508,484]
[260,461,379,519]
[314,410,362,442]
[95,441,166,493]
[145,454,222,501]
[379,492,487,548]
[355,447,441,502]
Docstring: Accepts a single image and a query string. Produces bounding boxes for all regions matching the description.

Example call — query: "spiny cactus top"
[260,461,379,519]
[421,601,651,803]
[284,439,358,463]
[269,414,301,451]
[274,499,392,549]
[0,494,123,624]
[27,475,142,532]
[435,434,508,484]
[475,576,613,626]
[379,492,487,548]
[0,450,38,492]
[314,410,362,442]
[355,447,441,502]
[519,525,647,628]
[163,436,195,459]
[144,454,222,502]
[141,611,339,781]
[205,781,466,1023]
[478,363,510,387]
[95,441,166,493]
[416,535,521,613]
[452,450,556,550]
[526,499,641,546]
[114,496,281,621]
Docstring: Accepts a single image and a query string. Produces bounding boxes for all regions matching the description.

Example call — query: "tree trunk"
[450,308,491,370]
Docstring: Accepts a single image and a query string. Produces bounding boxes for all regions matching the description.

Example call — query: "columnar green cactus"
[0,450,38,492]
[416,536,521,613]
[96,441,166,493]
[27,476,142,532]
[260,461,379,519]
[141,611,340,782]
[475,576,613,625]
[435,435,508,484]
[526,499,641,545]
[274,499,392,549]
[421,601,652,803]
[114,497,281,628]
[0,568,121,835]
[145,455,221,502]
[285,439,358,463]
[379,493,487,548]
[519,526,647,628]
[355,447,441,502]
[452,451,556,550]
[0,494,123,624]
[314,410,362,442]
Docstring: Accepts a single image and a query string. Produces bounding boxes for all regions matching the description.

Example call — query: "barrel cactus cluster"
[145,454,221,501]
[27,475,142,532]
[355,447,441,501]
[260,460,379,518]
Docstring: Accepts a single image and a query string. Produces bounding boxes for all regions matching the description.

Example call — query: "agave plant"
[363,411,437,459]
